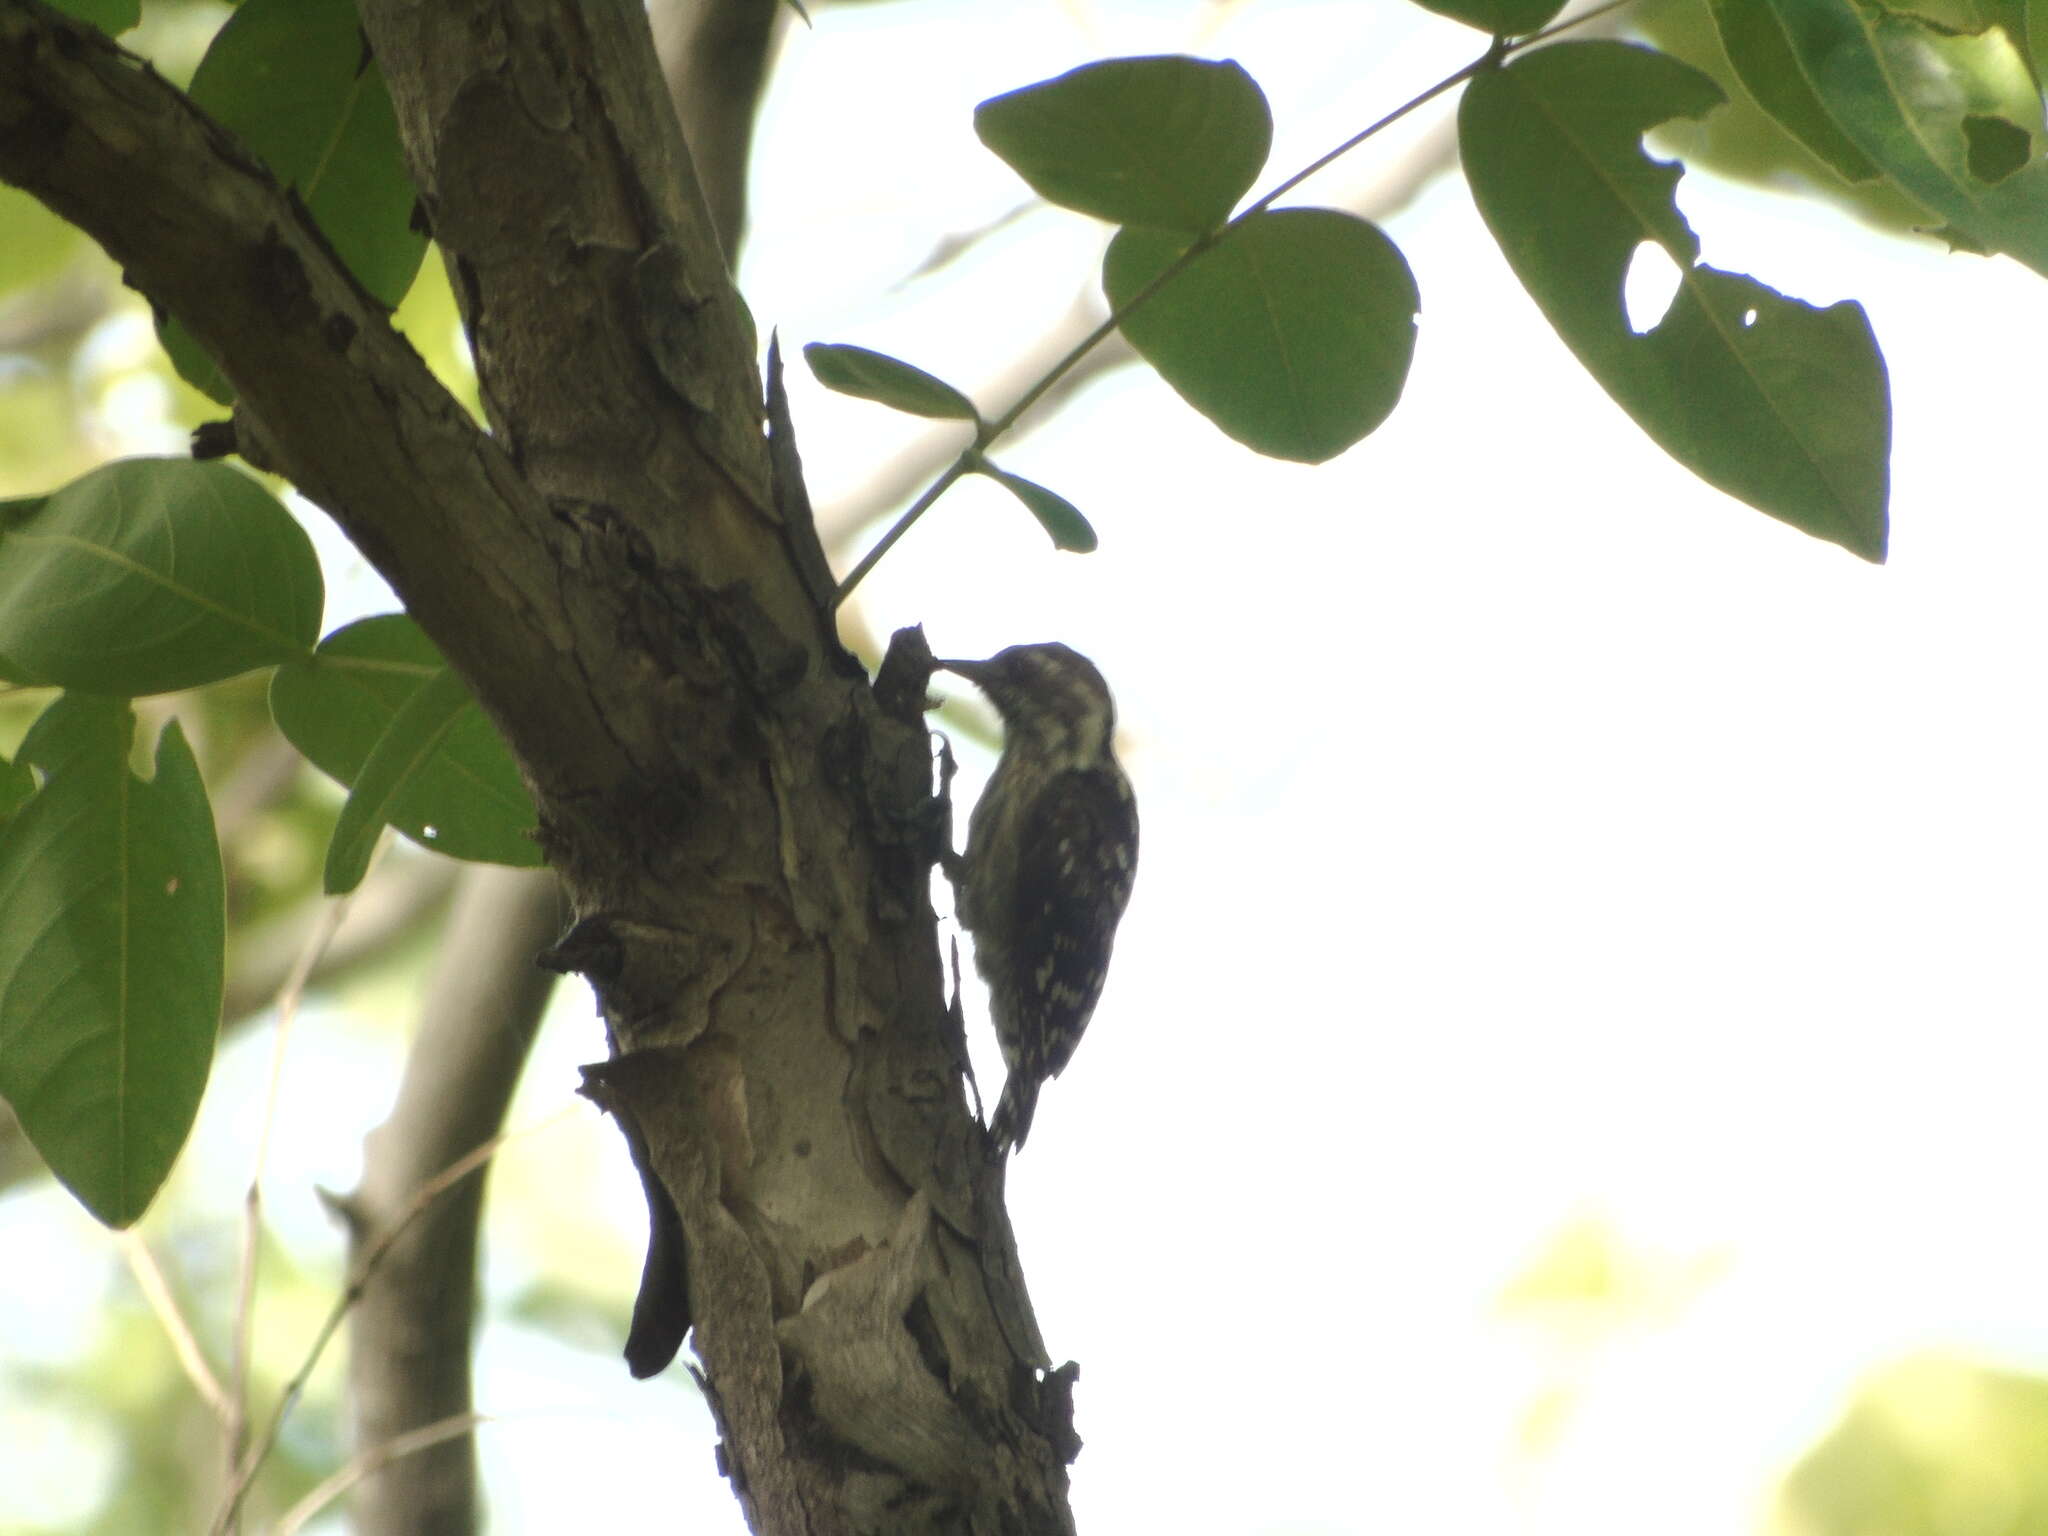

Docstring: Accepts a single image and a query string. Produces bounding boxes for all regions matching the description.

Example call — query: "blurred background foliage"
[5,0,2048,1531]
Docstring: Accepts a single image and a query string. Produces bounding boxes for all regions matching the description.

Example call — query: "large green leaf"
[270,615,542,870]
[976,56,1272,232]
[0,695,223,1228]
[804,343,980,421]
[1707,0,1880,183]
[1460,41,1890,561]
[0,458,324,695]
[1410,0,1567,34]
[1103,209,1419,463]
[323,666,471,895]
[1762,0,2048,276]
[162,0,427,402]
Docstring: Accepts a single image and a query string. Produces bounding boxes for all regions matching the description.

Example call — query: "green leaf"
[1763,0,2048,277]
[1409,0,1567,35]
[162,0,427,403]
[0,755,32,821]
[270,615,542,870]
[1103,209,1419,464]
[323,666,470,894]
[47,0,140,32]
[976,56,1272,232]
[0,695,223,1228]
[974,463,1099,552]
[1707,0,1880,183]
[1460,41,1890,561]
[804,343,980,421]
[0,458,324,695]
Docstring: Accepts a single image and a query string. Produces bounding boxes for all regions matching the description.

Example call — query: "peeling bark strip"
[0,1,1085,1527]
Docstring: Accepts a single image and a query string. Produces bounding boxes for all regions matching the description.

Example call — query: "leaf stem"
[830,0,1639,607]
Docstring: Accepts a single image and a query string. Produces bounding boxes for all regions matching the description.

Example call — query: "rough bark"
[0,3,1075,1530]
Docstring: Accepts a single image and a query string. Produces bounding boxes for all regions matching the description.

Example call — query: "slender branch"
[224,869,363,1526]
[206,1105,576,1536]
[117,1232,229,1417]
[275,1410,494,1536]
[830,0,1643,605]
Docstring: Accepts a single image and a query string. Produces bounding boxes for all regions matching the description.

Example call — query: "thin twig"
[274,1410,494,1536]
[222,861,365,1519]
[117,1231,229,1417]
[220,838,383,1529]
[206,1103,580,1536]
[830,0,1643,606]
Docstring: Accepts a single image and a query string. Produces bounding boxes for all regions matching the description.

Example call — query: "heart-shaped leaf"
[1104,209,1419,463]
[976,55,1271,232]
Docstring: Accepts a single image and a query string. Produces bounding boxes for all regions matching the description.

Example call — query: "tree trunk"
[0,0,1079,1530]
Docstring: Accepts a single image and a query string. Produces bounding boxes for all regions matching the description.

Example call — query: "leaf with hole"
[1103,209,1419,464]
[1461,41,1890,561]
[976,55,1272,232]
[0,458,323,695]
[161,0,426,402]
[0,695,223,1228]
[975,463,1098,552]
[804,343,980,421]
[1760,0,2048,277]
[270,615,541,871]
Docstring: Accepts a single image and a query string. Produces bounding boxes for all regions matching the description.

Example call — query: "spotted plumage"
[938,643,1138,1151]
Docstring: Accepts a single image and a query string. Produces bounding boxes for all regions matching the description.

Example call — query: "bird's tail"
[991,1077,1041,1153]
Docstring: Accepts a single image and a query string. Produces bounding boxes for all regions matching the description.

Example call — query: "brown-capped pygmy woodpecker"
[936,643,1138,1151]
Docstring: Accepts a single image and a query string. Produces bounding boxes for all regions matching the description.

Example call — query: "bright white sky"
[7,2,2048,1533]
[739,2,2048,1533]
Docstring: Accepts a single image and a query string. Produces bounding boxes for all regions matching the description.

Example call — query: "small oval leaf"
[0,695,223,1228]
[975,463,1098,552]
[804,343,980,421]
[975,55,1272,232]
[0,458,324,695]
[270,615,542,869]
[1103,209,1419,463]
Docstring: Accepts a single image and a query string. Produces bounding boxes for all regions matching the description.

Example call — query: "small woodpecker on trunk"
[935,643,1138,1152]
